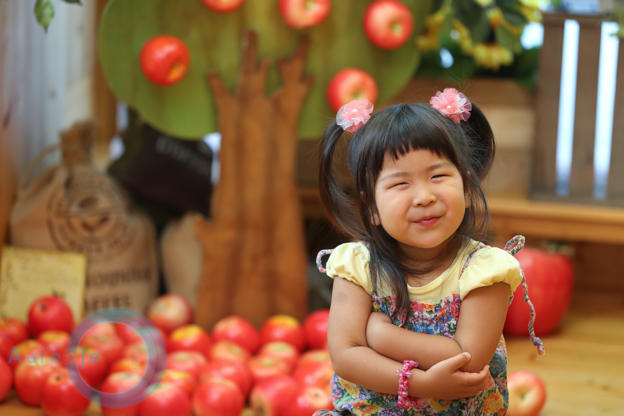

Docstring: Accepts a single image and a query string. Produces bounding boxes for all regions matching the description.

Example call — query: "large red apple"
[65,346,109,388]
[169,324,212,355]
[326,68,379,113]
[147,294,194,333]
[81,333,125,365]
[140,36,191,87]
[200,360,252,397]
[363,0,414,49]
[286,386,333,416]
[295,349,330,372]
[249,374,298,416]
[193,378,245,416]
[211,315,261,354]
[292,360,333,392]
[37,330,70,361]
[109,357,146,376]
[504,247,574,336]
[303,309,330,350]
[260,314,306,352]
[279,0,331,29]
[200,0,245,13]
[507,370,547,416]
[0,317,29,344]
[27,295,74,337]
[138,382,192,416]
[8,340,46,372]
[41,367,91,416]
[0,358,12,402]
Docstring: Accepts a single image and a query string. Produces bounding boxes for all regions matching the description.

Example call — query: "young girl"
[314,90,544,415]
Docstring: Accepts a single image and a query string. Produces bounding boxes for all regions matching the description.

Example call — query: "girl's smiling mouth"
[415,216,440,226]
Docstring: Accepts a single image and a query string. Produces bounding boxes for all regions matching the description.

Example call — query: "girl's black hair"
[318,100,495,323]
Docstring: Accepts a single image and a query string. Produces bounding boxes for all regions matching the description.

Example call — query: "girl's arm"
[329,277,490,399]
[366,282,510,373]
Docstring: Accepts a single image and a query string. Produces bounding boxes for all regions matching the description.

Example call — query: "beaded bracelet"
[396,360,418,409]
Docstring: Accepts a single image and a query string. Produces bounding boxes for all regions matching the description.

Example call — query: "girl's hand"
[416,352,490,400]
[366,312,391,348]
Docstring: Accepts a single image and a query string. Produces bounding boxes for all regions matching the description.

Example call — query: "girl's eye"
[432,174,447,179]
[392,182,408,188]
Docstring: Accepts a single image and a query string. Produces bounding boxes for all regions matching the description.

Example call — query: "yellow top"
[325,239,523,304]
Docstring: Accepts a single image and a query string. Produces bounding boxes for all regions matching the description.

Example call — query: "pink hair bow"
[336,99,374,133]
[430,88,472,123]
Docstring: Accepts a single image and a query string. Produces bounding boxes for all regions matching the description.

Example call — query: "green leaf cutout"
[34,0,55,33]
[97,0,430,140]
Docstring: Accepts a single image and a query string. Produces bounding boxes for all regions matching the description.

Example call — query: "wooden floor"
[506,288,624,415]
[1,288,623,415]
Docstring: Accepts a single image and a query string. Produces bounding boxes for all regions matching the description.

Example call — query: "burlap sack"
[160,212,203,308]
[8,122,159,318]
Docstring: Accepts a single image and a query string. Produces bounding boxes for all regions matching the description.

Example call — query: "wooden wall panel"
[607,41,624,199]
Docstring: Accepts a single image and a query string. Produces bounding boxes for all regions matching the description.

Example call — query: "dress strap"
[503,235,546,357]
[316,249,334,273]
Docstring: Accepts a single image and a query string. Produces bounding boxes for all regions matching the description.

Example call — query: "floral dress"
[313,236,544,416]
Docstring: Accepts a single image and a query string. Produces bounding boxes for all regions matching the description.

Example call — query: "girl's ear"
[371,212,381,226]
[464,171,472,208]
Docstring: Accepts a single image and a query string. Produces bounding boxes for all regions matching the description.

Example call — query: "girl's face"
[374,148,468,260]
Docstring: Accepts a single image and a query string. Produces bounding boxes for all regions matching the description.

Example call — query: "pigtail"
[318,122,366,239]
[463,101,495,181]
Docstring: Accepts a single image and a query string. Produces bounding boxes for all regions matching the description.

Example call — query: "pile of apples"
[0,293,332,416]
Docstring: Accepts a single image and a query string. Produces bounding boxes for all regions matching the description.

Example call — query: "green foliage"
[98,0,430,140]
[34,0,82,33]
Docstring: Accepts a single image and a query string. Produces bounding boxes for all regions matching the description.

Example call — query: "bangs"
[352,104,461,185]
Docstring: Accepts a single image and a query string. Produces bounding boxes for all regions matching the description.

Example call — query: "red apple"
[85,322,117,339]
[257,341,299,373]
[508,370,547,416]
[109,357,146,376]
[166,351,208,382]
[247,356,291,385]
[200,0,245,13]
[27,295,74,337]
[193,378,245,416]
[170,324,212,355]
[161,369,198,398]
[0,332,15,361]
[200,360,252,397]
[0,358,12,402]
[115,323,143,345]
[100,371,143,416]
[41,367,91,416]
[81,333,125,365]
[260,314,306,352]
[326,68,379,113]
[147,294,194,334]
[15,356,62,406]
[249,374,298,416]
[207,340,251,365]
[65,346,109,388]
[295,349,330,372]
[279,0,331,29]
[211,315,261,354]
[303,309,330,350]
[292,360,333,392]
[138,382,192,416]
[37,330,70,361]
[140,36,191,87]
[504,247,574,336]
[0,317,29,344]
[286,386,333,416]
[363,0,414,49]
[123,342,149,363]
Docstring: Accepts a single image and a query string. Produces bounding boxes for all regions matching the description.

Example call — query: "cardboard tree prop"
[97,0,428,328]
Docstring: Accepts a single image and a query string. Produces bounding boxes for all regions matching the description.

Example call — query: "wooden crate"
[533,12,624,206]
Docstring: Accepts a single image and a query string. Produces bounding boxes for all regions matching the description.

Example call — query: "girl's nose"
[412,185,436,206]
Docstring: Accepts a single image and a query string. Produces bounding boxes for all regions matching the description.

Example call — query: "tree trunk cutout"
[195,31,312,329]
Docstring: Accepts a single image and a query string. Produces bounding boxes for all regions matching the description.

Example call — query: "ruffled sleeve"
[325,242,373,295]
[459,246,523,300]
